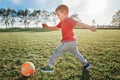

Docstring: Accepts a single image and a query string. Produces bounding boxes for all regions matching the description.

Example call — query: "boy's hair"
[55,4,69,14]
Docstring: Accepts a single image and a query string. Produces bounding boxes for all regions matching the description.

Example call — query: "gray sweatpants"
[48,41,87,67]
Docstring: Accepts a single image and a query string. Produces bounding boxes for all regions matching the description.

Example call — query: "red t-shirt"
[57,17,78,42]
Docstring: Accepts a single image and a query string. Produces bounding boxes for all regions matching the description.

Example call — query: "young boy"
[41,4,96,72]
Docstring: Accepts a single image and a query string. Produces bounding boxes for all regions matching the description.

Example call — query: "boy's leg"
[48,42,67,67]
[41,43,66,72]
[69,41,87,66]
[69,41,91,69]
[72,48,88,66]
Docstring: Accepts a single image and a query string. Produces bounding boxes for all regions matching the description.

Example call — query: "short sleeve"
[69,18,78,27]
[64,18,78,28]
[57,22,62,28]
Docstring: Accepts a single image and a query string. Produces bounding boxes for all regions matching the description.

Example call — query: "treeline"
[0,8,80,28]
[0,8,57,28]
[97,25,120,29]
[0,8,120,29]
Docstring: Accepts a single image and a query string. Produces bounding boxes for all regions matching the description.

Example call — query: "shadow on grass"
[15,76,28,80]
[80,69,90,80]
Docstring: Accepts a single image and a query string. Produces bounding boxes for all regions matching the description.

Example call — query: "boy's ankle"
[83,63,91,70]
[82,62,88,66]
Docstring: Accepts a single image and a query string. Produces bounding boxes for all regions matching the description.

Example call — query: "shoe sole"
[41,70,54,73]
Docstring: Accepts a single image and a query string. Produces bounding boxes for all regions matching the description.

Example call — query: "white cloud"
[62,0,82,8]
[62,0,89,13]
[87,0,106,14]
[38,0,46,4]
[12,0,22,5]
[33,0,48,6]
[28,8,34,13]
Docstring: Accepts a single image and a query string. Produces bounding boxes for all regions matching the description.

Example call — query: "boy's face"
[56,10,67,21]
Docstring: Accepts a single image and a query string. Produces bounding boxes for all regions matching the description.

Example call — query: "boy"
[41,4,96,72]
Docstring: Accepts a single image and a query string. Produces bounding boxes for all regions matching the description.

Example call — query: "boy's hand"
[42,23,48,29]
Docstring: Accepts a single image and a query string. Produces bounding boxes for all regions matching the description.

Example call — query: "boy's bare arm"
[42,23,59,30]
[76,22,96,31]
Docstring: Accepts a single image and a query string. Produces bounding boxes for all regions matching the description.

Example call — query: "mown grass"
[0,29,120,80]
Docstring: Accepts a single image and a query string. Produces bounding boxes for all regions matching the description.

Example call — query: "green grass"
[0,29,120,80]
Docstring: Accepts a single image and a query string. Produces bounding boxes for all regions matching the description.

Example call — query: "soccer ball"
[20,62,35,77]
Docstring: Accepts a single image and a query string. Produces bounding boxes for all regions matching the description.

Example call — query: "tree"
[17,9,30,28]
[10,9,16,28]
[0,8,17,28]
[0,8,11,28]
[92,19,96,27]
[111,10,120,27]
[0,8,5,27]
[30,10,41,27]
[40,10,50,23]
[49,12,58,25]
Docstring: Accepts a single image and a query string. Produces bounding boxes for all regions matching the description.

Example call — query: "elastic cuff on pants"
[82,62,87,66]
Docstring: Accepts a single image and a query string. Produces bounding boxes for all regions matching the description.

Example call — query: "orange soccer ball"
[20,62,35,77]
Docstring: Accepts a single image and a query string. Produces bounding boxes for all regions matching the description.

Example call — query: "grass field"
[0,29,120,80]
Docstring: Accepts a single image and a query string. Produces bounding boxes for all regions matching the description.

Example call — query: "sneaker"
[83,63,91,70]
[40,66,54,72]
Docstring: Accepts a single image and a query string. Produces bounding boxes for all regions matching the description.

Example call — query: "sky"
[0,0,120,25]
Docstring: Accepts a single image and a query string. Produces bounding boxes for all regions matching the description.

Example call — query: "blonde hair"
[55,4,69,15]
